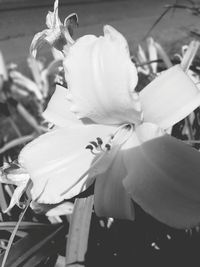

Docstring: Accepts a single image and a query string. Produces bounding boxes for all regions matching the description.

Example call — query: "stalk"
[65,196,94,267]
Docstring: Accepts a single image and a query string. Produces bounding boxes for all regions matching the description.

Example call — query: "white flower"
[18,2,200,229]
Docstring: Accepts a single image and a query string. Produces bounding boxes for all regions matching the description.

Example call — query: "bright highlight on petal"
[140,65,200,129]
[19,124,116,204]
[64,25,141,125]
[123,123,200,228]
[43,84,84,127]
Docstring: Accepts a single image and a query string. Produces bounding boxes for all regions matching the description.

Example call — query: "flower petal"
[43,85,94,127]
[46,202,74,216]
[43,85,81,127]
[140,65,200,129]
[94,149,135,220]
[0,166,30,186]
[64,13,78,37]
[3,182,28,213]
[147,37,157,73]
[123,122,200,228]
[46,0,61,29]
[31,201,74,216]
[64,25,141,125]
[30,30,49,58]
[19,124,116,204]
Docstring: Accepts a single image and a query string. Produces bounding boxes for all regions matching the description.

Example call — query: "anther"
[96,137,103,146]
[125,124,132,130]
[90,141,98,148]
[109,134,114,140]
[105,144,111,151]
[85,144,94,151]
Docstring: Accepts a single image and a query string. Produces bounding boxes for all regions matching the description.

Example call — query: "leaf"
[0,221,56,231]
[65,196,93,266]
[0,135,35,155]
[0,223,66,267]
[154,42,173,68]
[0,200,30,267]
[0,183,9,214]
[16,103,44,134]
[143,6,172,39]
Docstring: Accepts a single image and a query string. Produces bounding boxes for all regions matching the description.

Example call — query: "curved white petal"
[46,0,61,29]
[140,65,200,129]
[4,181,28,213]
[63,13,78,38]
[63,25,141,125]
[0,166,30,186]
[19,124,116,204]
[43,84,88,127]
[122,122,200,228]
[30,30,49,58]
[31,201,74,216]
[46,202,74,216]
[46,11,54,29]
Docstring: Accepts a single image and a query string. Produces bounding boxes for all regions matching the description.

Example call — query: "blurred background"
[1,0,200,69]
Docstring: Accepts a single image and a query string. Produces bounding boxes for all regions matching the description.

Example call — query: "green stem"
[65,196,94,267]
[1,198,31,267]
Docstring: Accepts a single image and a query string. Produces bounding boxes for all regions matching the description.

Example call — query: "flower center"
[85,137,112,155]
[60,124,134,197]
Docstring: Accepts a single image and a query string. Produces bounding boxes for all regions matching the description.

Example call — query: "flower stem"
[65,196,94,267]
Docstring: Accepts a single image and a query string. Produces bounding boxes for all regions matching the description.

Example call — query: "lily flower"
[17,21,200,229]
